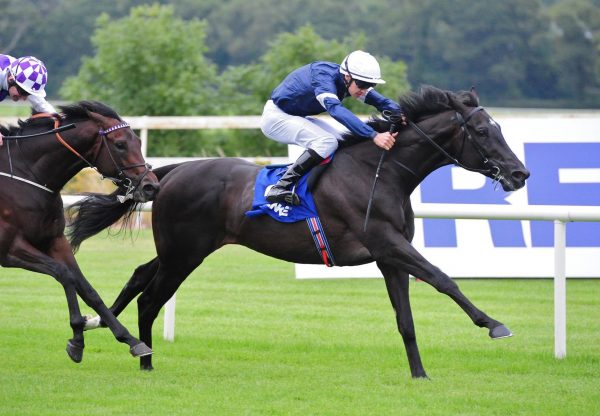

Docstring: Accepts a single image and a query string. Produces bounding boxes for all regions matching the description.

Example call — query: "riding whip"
[3,123,76,140]
[363,111,403,232]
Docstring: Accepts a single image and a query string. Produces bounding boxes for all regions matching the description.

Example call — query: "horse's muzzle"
[135,182,160,202]
[501,167,530,191]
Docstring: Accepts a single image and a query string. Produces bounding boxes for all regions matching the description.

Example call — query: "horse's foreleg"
[376,238,511,338]
[84,257,160,330]
[377,262,428,379]
[49,236,153,358]
[4,236,86,363]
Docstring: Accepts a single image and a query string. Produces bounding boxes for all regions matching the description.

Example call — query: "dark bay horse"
[0,101,159,363]
[71,86,529,377]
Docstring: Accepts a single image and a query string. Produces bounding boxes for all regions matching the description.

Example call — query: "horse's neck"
[9,121,93,191]
[330,114,458,198]
[390,115,458,190]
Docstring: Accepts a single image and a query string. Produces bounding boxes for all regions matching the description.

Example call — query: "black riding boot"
[265,149,324,206]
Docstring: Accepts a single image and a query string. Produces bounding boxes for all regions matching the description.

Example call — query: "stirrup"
[265,185,300,206]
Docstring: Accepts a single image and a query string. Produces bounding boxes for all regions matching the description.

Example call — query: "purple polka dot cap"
[9,56,48,97]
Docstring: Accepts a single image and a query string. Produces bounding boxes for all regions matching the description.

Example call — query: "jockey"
[0,54,56,146]
[260,50,406,206]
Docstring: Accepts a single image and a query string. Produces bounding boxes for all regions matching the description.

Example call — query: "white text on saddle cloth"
[267,203,290,217]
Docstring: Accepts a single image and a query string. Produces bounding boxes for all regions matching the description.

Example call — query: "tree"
[60,4,219,156]
[61,4,217,116]
[546,0,600,105]
[385,0,555,104]
[0,0,61,54]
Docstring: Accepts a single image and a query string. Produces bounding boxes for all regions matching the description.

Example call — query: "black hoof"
[140,363,154,371]
[66,340,84,363]
[130,342,153,358]
[489,324,513,339]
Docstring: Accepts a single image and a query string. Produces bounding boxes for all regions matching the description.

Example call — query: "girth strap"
[306,217,336,267]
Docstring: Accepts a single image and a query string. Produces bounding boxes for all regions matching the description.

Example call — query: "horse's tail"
[67,163,182,252]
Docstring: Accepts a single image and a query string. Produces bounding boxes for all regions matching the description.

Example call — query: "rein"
[363,110,403,232]
[408,106,494,175]
[50,117,149,200]
[2,124,76,140]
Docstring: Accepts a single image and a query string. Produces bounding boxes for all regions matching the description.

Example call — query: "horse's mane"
[0,101,122,135]
[339,85,479,148]
[59,100,122,122]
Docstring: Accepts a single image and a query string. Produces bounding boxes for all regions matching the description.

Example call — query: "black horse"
[71,86,530,377]
[0,101,160,363]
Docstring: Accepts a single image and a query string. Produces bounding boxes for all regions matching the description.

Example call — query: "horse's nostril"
[142,183,159,198]
[512,170,530,182]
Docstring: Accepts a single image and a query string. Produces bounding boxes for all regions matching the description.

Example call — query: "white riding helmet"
[339,50,386,84]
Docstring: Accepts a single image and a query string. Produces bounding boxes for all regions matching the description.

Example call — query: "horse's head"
[445,91,529,191]
[81,108,159,202]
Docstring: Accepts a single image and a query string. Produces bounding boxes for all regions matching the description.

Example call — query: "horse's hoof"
[83,315,102,331]
[130,342,153,358]
[489,324,513,339]
[140,363,154,371]
[66,341,84,363]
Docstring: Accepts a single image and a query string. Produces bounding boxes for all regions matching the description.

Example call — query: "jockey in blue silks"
[0,54,56,146]
[260,50,406,206]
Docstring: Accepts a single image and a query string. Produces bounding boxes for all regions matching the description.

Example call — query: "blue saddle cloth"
[245,165,319,223]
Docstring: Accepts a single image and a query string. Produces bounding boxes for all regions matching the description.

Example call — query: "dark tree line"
[2,0,598,108]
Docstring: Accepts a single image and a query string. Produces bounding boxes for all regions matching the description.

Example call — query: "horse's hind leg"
[84,258,159,330]
[112,258,160,317]
[377,262,428,379]
[136,262,196,371]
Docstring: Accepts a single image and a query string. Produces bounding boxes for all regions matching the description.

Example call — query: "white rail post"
[554,220,567,359]
[163,294,176,342]
[140,115,149,157]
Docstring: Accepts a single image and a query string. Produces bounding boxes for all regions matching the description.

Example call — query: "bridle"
[1,114,151,198]
[48,115,151,200]
[364,106,503,231]
[406,106,502,180]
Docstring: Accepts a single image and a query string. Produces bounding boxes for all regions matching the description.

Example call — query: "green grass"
[0,102,31,117]
[1,230,599,415]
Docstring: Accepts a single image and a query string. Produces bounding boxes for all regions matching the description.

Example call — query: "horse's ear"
[470,86,480,105]
[86,110,111,127]
[445,91,467,112]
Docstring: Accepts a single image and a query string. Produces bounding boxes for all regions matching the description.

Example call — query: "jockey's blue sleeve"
[321,96,377,139]
[364,89,403,114]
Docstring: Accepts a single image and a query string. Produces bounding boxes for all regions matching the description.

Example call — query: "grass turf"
[0,230,599,415]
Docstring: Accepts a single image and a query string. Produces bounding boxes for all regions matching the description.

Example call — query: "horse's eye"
[114,141,127,151]
[477,127,489,137]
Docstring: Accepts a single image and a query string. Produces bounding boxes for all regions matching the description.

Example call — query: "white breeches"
[260,100,345,158]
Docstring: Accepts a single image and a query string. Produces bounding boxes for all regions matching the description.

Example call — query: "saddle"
[245,156,336,266]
